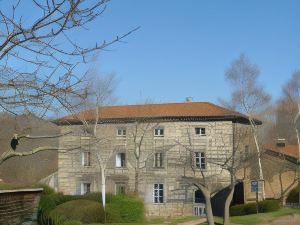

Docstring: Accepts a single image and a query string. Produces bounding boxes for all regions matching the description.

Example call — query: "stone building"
[55,101,256,217]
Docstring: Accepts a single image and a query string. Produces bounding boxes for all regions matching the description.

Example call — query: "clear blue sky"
[13,0,300,106]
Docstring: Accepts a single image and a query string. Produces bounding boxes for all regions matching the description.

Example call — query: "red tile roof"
[56,102,251,124]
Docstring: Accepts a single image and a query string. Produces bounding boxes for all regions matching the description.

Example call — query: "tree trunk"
[204,192,214,225]
[295,127,300,205]
[251,123,265,200]
[223,187,234,225]
[101,166,106,223]
[134,160,139,193]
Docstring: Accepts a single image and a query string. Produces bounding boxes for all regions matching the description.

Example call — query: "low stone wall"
[0,188,43,225]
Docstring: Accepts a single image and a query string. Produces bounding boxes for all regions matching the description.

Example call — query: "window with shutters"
[116,152,126,168]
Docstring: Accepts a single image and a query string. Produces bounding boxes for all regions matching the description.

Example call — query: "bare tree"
[279,71,300,203]
[127,119,174,194]
[0,0,137,170]
[224,53,271,199]
[175,125,233,225]
[0,0,137,116]
[65,72,117,214]
[281,72,300,158]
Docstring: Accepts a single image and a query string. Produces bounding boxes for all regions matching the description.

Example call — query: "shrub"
[230,204,246,216]
[63,220,83,225]
[230,200,280,216]
[106,194,144,223]
[287,188,299,203]
[38,194,82,225]
[258,200,280,212]
[244,202,257,214]
[38,184,56,195]
[53,199,105,224]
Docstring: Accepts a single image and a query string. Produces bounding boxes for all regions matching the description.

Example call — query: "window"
[82,151,91,166]
[154,128,164,137]
[154,152,164,168]
[116,152,126,168]
[117,128,126,137]
[81,183,91,195]
[115,183,126,195]
[195,152,206,169]
[153,184,164,203]
[195,127,206,136]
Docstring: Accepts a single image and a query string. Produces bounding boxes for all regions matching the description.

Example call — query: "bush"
[53,199,105,224]
[38,192,144,224]
[244,202,257,215]
[287,188,299,203]
[38,194,82,225]
[259,200,280,212]
[230,204,246,216]
[106,194,144,223]
[230,200,280,216]
[38,184,56,195]
[63,220,83,225]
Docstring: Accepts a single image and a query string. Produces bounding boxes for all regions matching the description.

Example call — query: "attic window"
[195,127,206,136]
[154,128,164,137]
[117,128,126,137]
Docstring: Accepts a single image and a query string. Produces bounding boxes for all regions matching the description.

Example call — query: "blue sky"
[8,0,300,106]
[88,0,300,105]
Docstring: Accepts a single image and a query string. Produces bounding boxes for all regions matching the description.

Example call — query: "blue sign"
[251,181,258,192]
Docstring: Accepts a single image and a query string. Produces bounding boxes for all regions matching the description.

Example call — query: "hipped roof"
[55,102,258,125]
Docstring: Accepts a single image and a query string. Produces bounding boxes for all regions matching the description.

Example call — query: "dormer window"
[195,127,206,136]
[154,128,164,137]
[117,128,126,137]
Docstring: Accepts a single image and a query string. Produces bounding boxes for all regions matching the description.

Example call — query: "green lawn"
[201,207,300,225]
[87,216,200,225]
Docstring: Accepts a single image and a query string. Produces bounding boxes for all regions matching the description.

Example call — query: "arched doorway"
[194,189,206,216]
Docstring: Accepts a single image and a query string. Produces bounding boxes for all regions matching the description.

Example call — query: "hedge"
[287,188,299,203]
[230,200,280,216]
[53,199,105,224]
[38,192,144,224]
[105,194,144,223]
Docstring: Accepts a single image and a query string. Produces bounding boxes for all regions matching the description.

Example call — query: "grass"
[87,216,201,225]
[201,207,300,225]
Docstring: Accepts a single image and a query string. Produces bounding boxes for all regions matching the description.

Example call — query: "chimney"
[276,138,286,148]
[185,97,193,102]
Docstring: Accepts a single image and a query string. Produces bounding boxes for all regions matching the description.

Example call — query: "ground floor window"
[81,182,91,195]
[115,183,126,195]
[194,205,206,216]
[153,184,164,203]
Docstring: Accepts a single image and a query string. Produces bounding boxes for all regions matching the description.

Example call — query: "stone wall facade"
[58,120,251,217]
[0,188,43,225]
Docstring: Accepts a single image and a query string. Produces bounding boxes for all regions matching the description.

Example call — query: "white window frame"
[153,183,164,203]
[81,151,91,167]
[117,128,126,137]
[195,152,206,169]
[154,128,164,137]
[80,182,91,195]
[154,152,164,168]
[195,127,206,136]
[116,152,126,168]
